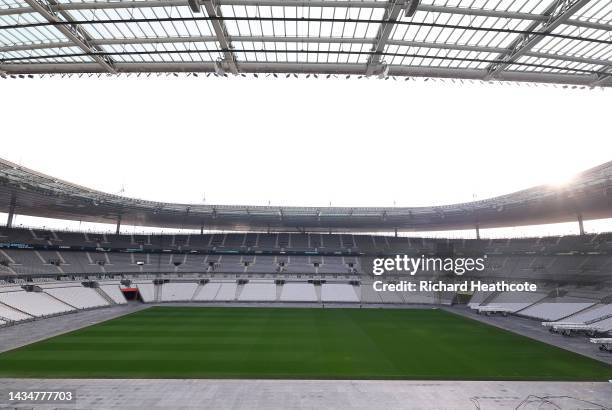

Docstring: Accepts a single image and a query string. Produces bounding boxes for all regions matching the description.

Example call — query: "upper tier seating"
[2,227,612,281]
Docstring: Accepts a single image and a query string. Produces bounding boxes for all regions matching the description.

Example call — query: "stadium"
[1,156,612,407]
[1,0,612,408]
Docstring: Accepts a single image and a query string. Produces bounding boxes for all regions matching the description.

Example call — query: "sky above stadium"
[1,77,611,215]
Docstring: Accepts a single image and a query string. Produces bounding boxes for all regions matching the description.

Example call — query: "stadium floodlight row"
[0,0,611,86]
[1,157,612,233]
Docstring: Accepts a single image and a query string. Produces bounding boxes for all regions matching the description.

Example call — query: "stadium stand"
[2,227,612,284]
[192,282,222,301]
[321,283,359,303]
[279,283,318,302]
[135,283,155,303]
[238,281,277,302]
[592,317,612,332]
[215,282,238,301]
[0,302,32,322]
[98,285,128,305]
[0,291,73,317]
[161,282,199,302]
[44,286,109,309]
[402,291,437,305]
[519,297,597,321]
[565,304,612,324]
[478,291,549,313]
[360,284,383,303]
[1,220,612,365]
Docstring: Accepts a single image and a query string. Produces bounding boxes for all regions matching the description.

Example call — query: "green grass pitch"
[0,307,610,380]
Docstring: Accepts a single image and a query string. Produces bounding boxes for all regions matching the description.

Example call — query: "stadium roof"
[0,0,611,86]
[1,157,611,233]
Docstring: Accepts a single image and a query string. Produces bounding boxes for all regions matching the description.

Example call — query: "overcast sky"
[1,77,611,235]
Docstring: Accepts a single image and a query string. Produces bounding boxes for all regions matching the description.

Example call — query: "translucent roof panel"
[510,54,606,75]
[0,13,69,47]
[232,40,371,63]
[419,0,557,15]
[393,10,535,49]
[65,7,216,41]
[100,42,223,63]
[0,0,27,10]
[0,0,610,86]
[533,24,612,62]
[572,1,612,25]
[220,5,384,39]
[1,46,93,63]
[385,44,499,70]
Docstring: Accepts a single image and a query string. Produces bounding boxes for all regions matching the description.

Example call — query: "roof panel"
[572,0,612,25]
[0,0,610,86]
[0,0,27,10]
[0,12,69,47]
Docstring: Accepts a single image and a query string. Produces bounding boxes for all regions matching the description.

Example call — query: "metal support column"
[203,0,239,75]
[577,213,585,235]
[6,193,16,228]
[116,215,122,235]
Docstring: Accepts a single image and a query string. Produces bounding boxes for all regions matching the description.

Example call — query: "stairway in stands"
[154,284,163,302]
[94,287,117,305]
[191,283,204,301]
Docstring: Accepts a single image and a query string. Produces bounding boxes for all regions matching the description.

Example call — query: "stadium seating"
[238,281,277,301]
[481,291,548,313]
[98,285,128,304]
[44,286,109,309]
[321,283,359,303]
[519,297,597,321]
[0,291,73,317]
[279,283,318,302]
[402,291,437,304]
[136,283,155,302]
[161,283,198,302]
[592,316,612,332]
[468,290,496,308]
[192,282,221,301]
[1,225,612,345]
[2,226,612,284]
[0,303,32,322]
[565,303,612,323]
[360,284,383,303]
[214,282,238,301]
